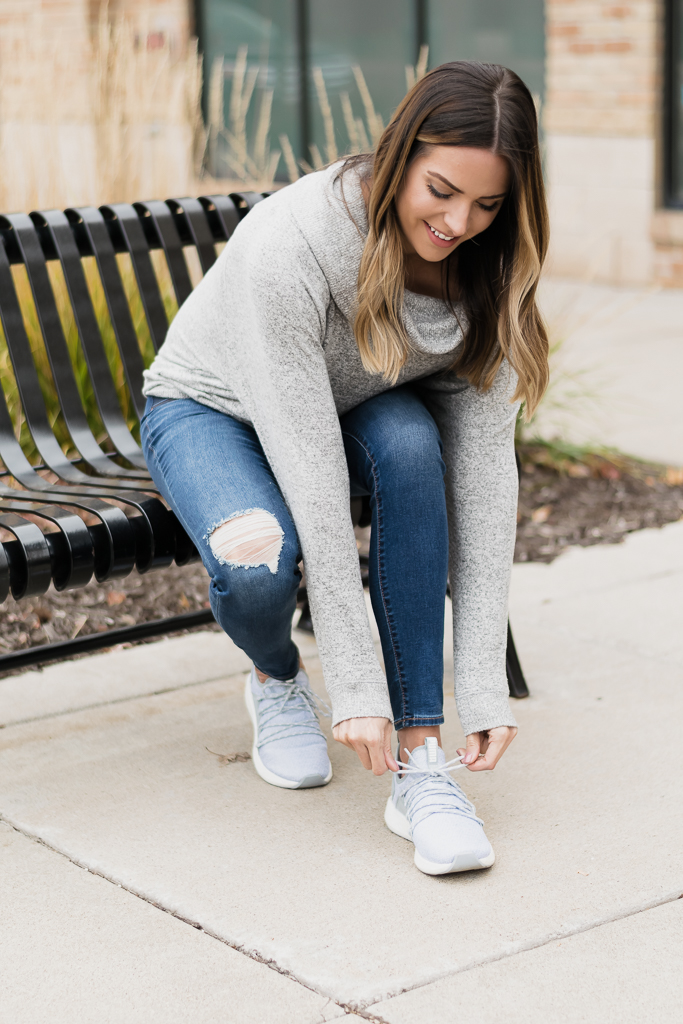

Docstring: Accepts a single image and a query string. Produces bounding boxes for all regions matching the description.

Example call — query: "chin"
[422,248,451,262]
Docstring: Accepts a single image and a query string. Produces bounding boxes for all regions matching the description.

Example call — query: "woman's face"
[395,145,510,262]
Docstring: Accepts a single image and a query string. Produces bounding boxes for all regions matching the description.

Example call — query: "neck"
[404,252,456,300]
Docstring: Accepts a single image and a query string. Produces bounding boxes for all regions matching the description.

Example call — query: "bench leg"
[297,596,314,634]
[506,621,530,699]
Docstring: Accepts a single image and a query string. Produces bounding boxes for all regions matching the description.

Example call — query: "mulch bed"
[0,448,681,664]
[515,447,683,563]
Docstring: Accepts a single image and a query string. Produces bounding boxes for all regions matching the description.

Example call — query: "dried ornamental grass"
[0,9,204,213]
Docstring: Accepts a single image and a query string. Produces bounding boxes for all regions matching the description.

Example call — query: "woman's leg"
[340,387,449,756]
[343,391,495,874]
[141,397,301,681]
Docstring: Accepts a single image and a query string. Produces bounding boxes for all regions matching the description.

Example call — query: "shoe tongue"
[409,741,446,770]
[294,668,310,688]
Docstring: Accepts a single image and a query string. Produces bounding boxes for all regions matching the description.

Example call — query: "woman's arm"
[418,361,520,742]
[215,204,393,729]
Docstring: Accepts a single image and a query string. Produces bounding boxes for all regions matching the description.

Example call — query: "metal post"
[664,0,680,207]
[415,0,428,64]
[296,0,311,163]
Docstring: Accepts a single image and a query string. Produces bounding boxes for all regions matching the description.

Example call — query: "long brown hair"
[348,61,549,416]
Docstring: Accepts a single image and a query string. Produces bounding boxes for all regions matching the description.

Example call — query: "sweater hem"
[328,683,394,728]
[456,691,518,737]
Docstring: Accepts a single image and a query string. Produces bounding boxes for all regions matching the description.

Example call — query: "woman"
[141,61,548,876]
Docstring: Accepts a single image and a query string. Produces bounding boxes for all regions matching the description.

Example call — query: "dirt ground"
[1,455,681,661]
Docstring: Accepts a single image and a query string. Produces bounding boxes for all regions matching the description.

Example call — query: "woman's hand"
[333,717,398,775]
[457,726,517,771]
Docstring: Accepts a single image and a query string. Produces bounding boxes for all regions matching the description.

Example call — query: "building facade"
[544,1,669,285]
[0,0,682,286]
[197,0,544,170]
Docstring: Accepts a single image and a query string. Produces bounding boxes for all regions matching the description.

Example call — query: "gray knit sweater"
[143,163,519,735]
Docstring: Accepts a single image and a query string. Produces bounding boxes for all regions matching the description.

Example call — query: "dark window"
[665,0,683,207]
[200,0,303,176]
[197,0,545,178]
[429,0,544,101]
[308,0,415,159]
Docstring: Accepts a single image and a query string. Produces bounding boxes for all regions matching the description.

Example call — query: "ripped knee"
[207,509,284,575]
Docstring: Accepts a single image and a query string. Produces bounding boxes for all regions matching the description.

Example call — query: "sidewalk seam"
[3,808,680,1015]
[0,812,353,1019]
[0,671,248,731]
[0,656,324,732]
[361,891,683,1011]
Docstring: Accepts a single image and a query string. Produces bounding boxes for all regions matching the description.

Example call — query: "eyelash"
[427,182,451,200]
[426,182,499,212]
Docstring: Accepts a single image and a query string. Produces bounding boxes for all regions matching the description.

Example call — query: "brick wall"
[546,1,659,137]
[90,0,190,48]
[0,0,199,211]
[0,1,190,51]
[543,1,671,286]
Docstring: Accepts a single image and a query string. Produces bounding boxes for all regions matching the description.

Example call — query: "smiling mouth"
[427,222,457,242]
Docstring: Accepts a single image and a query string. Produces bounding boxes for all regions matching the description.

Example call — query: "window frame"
[664,0,683,208]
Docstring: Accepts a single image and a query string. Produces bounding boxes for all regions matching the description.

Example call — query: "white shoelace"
[396,749,484,829]
[254,676,331,748]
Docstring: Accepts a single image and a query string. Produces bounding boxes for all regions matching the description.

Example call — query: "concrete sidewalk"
[537,278,683,467]
[1,522,682,1022]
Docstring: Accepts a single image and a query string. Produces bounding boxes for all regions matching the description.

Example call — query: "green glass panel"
[199,0,546,177]
[308,0,414,160]
[202,0,300,175]
[675,0,683,203]
[428,0,545,101]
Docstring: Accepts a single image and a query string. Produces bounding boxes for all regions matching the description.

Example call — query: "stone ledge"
[652,208,683,246]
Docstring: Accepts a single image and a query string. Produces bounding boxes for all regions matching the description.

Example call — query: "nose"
[442,201,470,238]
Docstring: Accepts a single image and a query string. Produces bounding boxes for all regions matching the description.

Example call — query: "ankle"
[397,726,442,760]
[255,656,305,686]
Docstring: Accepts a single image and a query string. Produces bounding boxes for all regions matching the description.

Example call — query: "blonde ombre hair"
[346,61,549,416]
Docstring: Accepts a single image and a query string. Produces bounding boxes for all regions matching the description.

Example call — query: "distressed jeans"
[141,387,449,729]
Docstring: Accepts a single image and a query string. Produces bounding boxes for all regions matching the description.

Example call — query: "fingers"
[332,717,395,775]
[465,726,517,772]
[462,733,481,767]
[367,739,388,775]
[384,723,399,773]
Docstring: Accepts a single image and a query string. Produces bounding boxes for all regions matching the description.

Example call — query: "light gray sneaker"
[384,737,495,875]
[244,666,333,789]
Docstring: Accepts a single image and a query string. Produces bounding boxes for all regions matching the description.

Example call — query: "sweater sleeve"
[417,361,520,736]
[218,206,392,726]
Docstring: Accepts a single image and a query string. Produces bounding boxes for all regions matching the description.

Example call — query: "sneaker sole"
[384,795,495,875]
[244,674,332,790]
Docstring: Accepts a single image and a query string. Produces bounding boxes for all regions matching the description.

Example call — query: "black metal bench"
[0,192,528,699]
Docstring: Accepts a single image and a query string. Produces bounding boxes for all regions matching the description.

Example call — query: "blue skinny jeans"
[141,387,448,730]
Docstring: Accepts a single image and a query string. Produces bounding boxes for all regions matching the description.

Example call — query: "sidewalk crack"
[359,889,683,1010]
[0,812,343,1012]
[4,811,681,1016]
[0,671,244,731]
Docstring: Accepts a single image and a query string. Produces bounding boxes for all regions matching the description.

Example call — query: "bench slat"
[101,204,169,354]
[166,197,218,275]
[0,511,53,600]
[134,201,194,307]
[198,195,241,241]
[68,207,149,423]
[13,213,150,484]
[36,210,148,473]
[0,232,96,487]
[0,501,95,591]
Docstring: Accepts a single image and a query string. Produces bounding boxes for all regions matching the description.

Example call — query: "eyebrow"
[430,171,507,200]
